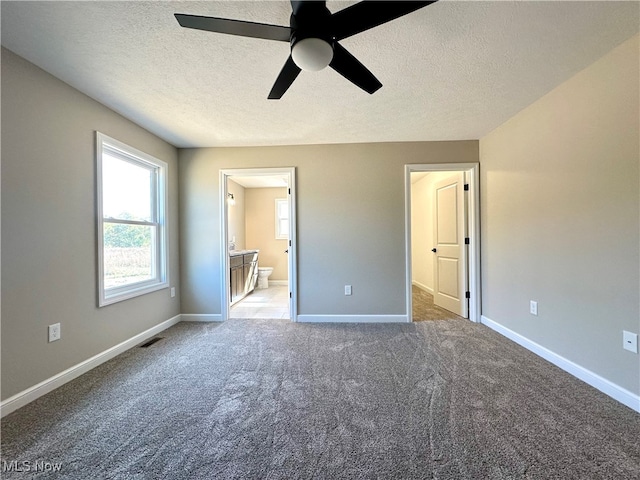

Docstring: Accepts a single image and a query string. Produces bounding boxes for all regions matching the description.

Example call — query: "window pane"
[278,219,289,238]
[103,223,155,288]
[275,199,288,239]
[277,200,288,218]
[102,153,152,222]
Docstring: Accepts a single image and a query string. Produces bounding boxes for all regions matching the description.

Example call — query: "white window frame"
[96,132,169,307]
[275,198,288,239]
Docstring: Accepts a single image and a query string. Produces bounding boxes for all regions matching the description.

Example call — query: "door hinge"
[289,240,292,247]
[288,188,291,195]
[465,291,471,299]
[464,184,469,191]
[465,237,470,245]
[289,292,292,298]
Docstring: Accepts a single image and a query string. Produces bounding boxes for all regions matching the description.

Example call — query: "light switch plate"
[623,331,638,353]
[344,285,352,296]
[530,301,538,316]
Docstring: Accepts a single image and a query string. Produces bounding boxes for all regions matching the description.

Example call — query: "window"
[275,198,289,239]
[96,132,168,306]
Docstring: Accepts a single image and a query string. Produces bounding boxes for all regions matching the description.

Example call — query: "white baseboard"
[412,281,433,294]
[180,314,223,322]
[268,280,288,286]
[0,315,182,418]
[297,314,409,323]
[481,315,640,413]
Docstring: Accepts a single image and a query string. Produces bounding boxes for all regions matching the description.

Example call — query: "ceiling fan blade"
[331,1,437,41]
[268,56,302,99]
[175,14,291,42]
[329,42,382,95]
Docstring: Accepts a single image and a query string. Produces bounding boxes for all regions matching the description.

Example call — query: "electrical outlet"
[530,301,538,316]
[623,331,638,353]
[48,323,61,343]
[344,285,352,296]
[170,287,176,298]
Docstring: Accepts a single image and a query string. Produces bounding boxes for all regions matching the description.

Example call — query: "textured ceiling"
[1,1,638,148]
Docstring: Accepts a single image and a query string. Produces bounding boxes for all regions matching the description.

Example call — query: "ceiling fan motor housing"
[289,8,335,71]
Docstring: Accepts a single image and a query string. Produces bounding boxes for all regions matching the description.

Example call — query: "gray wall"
[1,48,181,400]
[179,142,478,316]
[479,35,639,394]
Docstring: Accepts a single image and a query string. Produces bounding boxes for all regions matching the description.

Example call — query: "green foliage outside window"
[103,213,153,287]
[103,223,151,248]
[103,212,151,248]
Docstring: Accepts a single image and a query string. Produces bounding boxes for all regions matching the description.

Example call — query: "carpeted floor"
[412,286,463,321]
[2,319,639,479]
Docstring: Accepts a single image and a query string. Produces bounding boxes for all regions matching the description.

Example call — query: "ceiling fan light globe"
[291,38,333,71]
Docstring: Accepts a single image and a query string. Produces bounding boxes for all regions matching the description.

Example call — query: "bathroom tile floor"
[230,285,290,319]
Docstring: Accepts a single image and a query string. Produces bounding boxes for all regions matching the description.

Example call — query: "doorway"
[220,168,297,321]
[405,163,480,322]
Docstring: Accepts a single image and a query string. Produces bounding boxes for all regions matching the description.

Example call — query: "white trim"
[297,315,408,323]
[404,163,481,323]
[481,315,640,413]
[180,314,223,323]
[412,281,433,295]
[288,169,297,321]
[0,315,181,418]
[220,168,297,322]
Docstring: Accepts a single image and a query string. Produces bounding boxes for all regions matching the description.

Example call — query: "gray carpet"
[412,286,463,321]
[2,319,639,479]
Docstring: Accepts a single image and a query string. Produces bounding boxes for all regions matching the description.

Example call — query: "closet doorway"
[405,164,480,323]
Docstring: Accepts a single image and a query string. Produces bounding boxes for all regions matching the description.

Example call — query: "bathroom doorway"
[405,163,481,323]
[220,168,297,321]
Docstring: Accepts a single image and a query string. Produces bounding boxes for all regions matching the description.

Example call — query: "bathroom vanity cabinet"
[230,250,258,305]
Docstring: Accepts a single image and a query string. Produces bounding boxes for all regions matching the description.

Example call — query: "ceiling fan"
[175,1,437,99]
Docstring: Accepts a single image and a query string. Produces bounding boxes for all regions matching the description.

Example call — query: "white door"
[432,172,468,317]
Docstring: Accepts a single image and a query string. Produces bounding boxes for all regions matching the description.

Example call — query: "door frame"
[220,167,297,321]
[404,163,481,323]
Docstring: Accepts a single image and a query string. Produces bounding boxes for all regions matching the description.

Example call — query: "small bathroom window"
[275,198,288,239]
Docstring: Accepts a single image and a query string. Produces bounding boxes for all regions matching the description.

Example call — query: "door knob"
[431,248,437,253]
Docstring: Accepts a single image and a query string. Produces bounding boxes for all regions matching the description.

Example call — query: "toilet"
[257,267,273,289]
